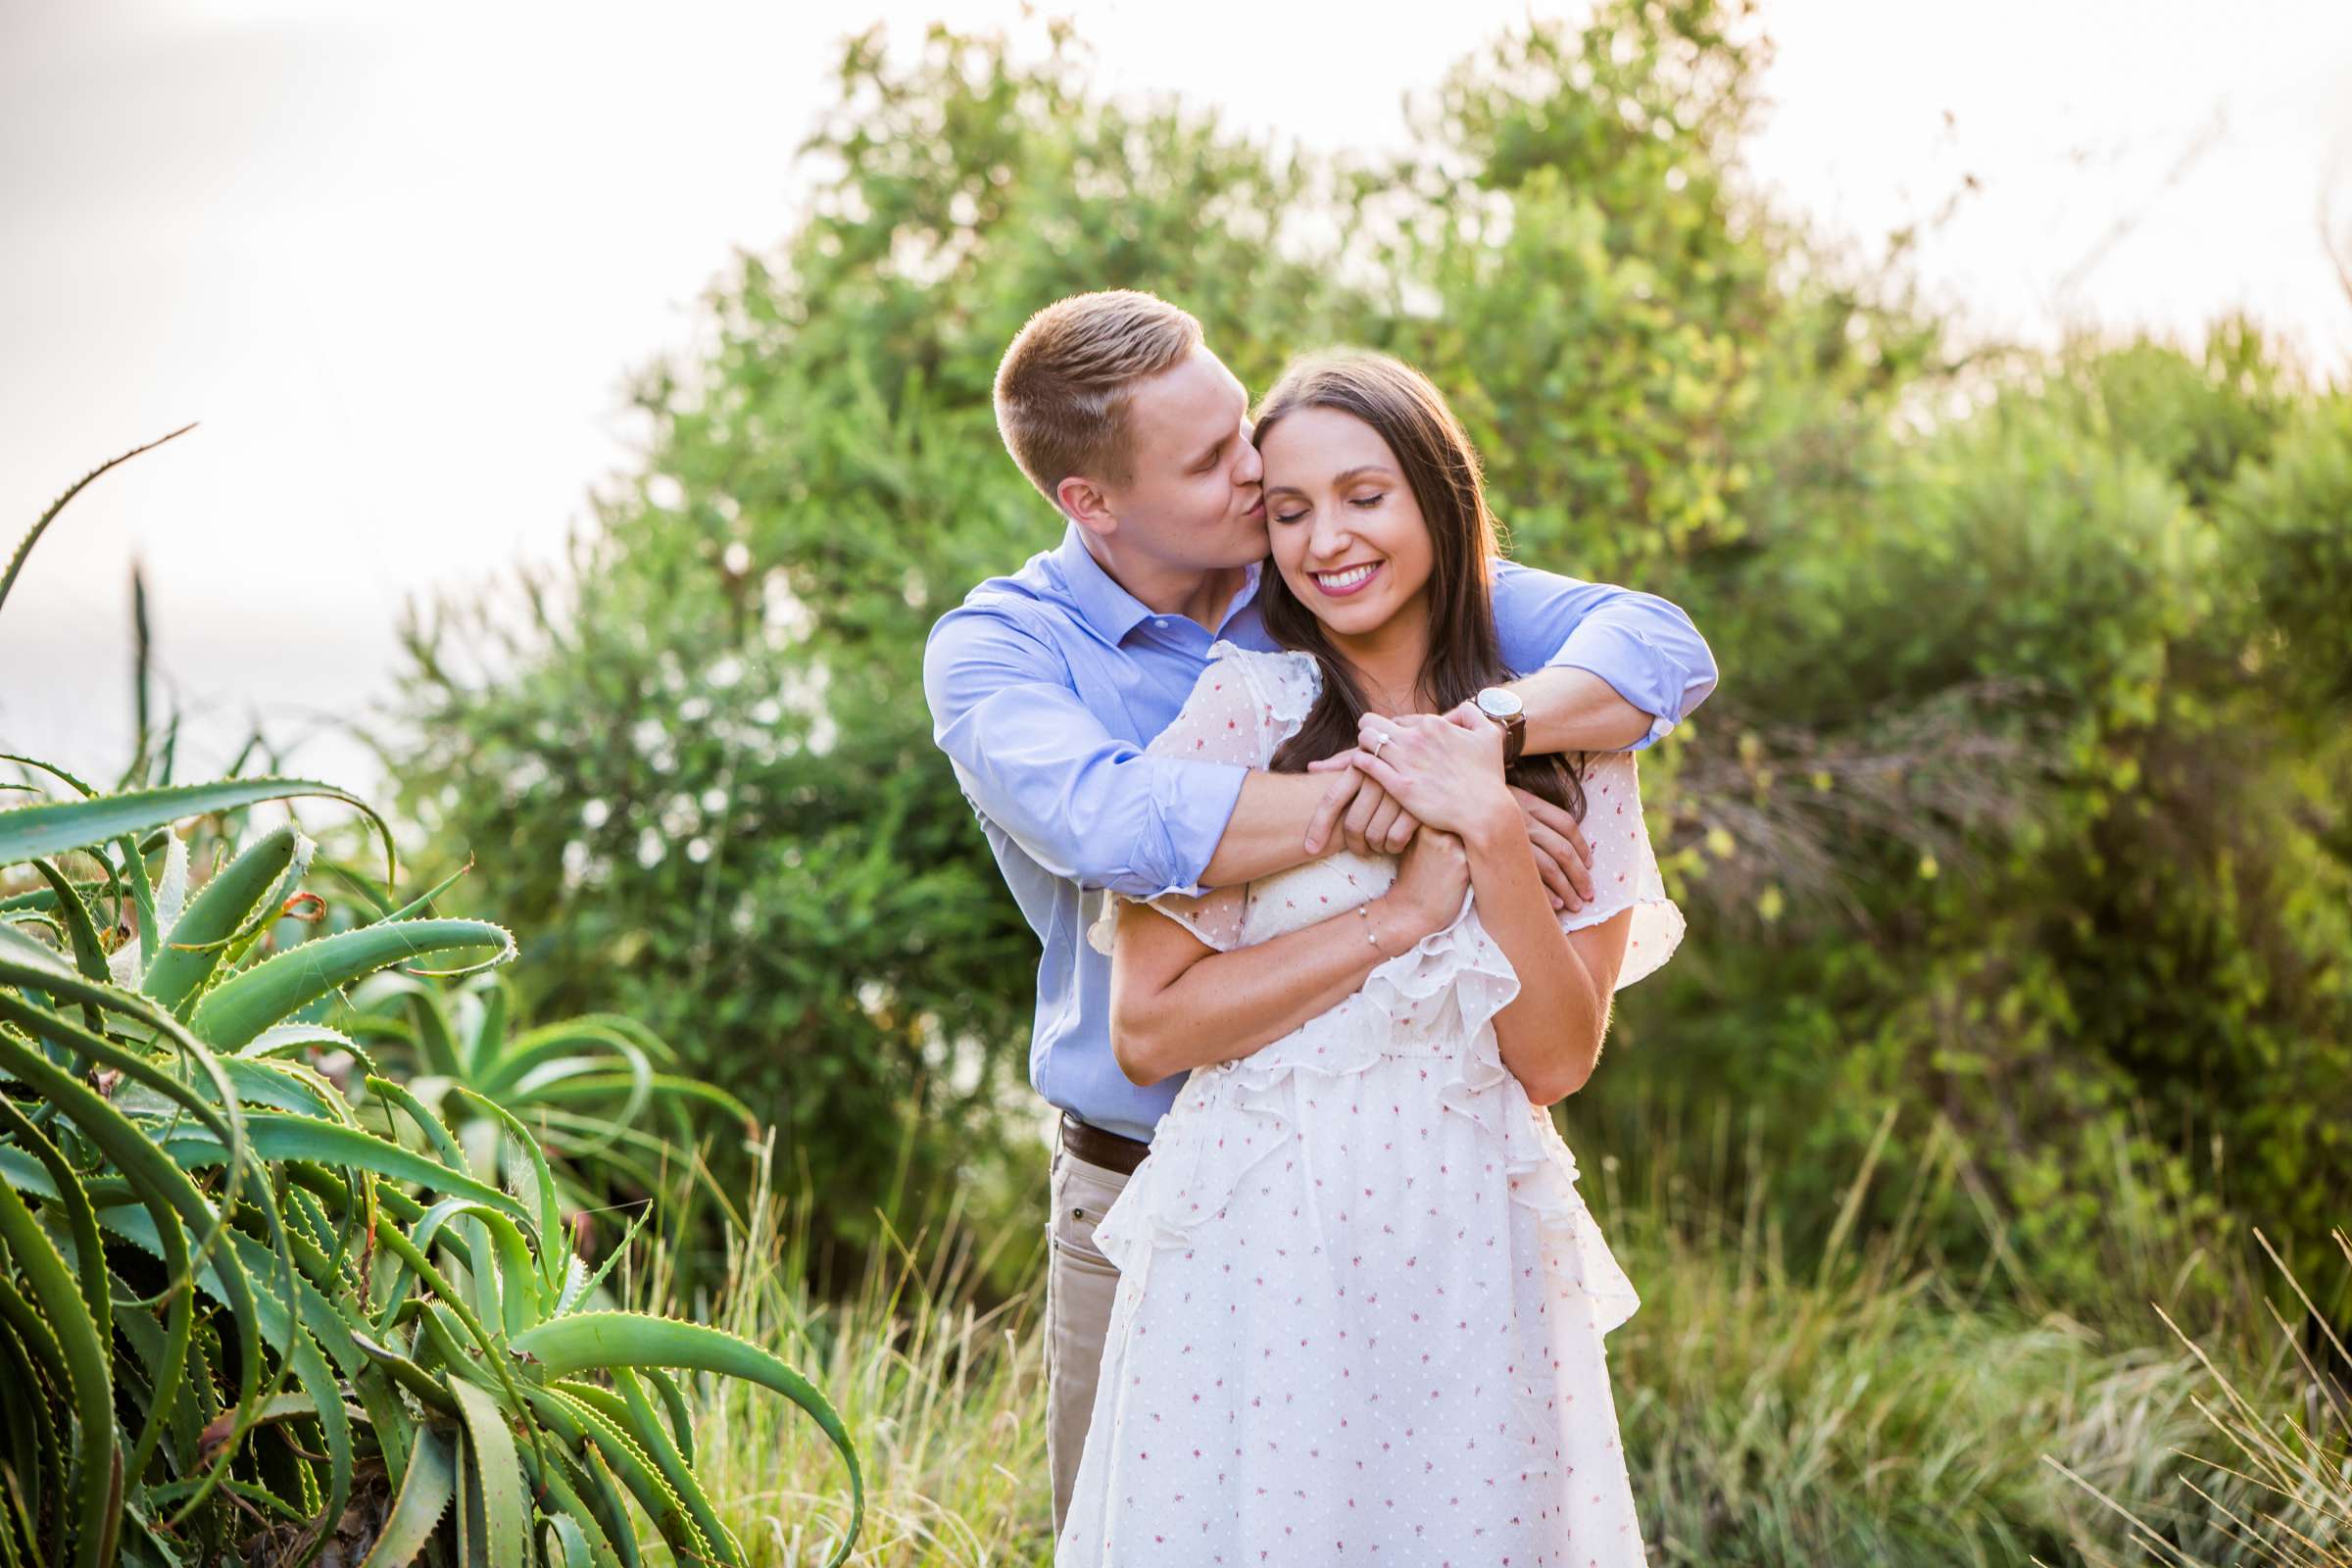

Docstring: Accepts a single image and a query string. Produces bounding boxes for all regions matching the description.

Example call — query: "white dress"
[1055,641,1685,1567]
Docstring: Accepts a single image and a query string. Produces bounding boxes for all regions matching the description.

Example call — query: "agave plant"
[0,432,863,1565]
[340,965,757,1237]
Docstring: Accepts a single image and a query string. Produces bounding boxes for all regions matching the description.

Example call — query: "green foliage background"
[388,3,2351,1309]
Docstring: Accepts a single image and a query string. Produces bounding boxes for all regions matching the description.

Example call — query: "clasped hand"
[1301,700,1595,913]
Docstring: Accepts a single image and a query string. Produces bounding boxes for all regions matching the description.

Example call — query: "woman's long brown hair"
[1254,350,1589,823]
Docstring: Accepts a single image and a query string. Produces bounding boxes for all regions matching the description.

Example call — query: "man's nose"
[1235,438,1263,487]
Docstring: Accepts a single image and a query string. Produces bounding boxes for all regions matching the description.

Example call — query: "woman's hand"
[1307,701,1594,909]
[1335,702,1520,840]
[1382,824,1471,937]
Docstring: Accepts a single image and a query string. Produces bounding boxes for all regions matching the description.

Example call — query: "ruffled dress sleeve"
[1559,751,1685,990]
[1084,642,1299,956]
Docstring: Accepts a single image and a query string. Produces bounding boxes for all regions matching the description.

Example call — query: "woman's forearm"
[1460,806,1609,1102]
[1113,894,1436,1085]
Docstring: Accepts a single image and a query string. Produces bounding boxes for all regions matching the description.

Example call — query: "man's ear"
[1054,472,1117,536]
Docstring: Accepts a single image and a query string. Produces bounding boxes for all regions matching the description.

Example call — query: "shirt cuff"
[1544,622,1688,753]
[1145,760,1250,898]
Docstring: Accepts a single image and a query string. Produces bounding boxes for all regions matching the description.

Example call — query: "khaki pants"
[1044,1120,1133,1542]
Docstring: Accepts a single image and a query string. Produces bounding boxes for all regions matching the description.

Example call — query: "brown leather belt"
[1059,1109,1150,1176]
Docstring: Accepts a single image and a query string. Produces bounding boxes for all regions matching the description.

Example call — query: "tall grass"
[2042,1226,2352,1567]
[636,1133,1051,1565]
[655,1102,2345,1566]
[1597,1103,2221,1564]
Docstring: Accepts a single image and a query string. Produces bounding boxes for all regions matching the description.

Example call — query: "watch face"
[1477,687,1523,720]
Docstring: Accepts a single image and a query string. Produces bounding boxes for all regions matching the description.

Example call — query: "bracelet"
[1353,901,1389,957]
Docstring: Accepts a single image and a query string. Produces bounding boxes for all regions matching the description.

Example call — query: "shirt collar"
[1053,522,1155,645]
[1051,521,1266,644]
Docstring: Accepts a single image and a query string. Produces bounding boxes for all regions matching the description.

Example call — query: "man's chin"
[1222,517,1271,565]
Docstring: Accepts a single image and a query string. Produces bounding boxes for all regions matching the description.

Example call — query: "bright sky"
[4,0,2349,803]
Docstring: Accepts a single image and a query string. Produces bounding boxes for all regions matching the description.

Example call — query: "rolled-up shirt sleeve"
[923,603,1248,898]
[1490,560,1719,750]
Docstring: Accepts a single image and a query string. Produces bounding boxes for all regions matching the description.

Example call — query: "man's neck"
[1091,539,1249,633]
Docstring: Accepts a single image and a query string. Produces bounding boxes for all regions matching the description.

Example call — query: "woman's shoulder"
[1576,747,1641,783]
[1205,638,1317,678]
[1204,640,1320,727]
[1572,748,1644,809]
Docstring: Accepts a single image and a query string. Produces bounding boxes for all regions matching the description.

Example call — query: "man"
[921,289,1716,1535]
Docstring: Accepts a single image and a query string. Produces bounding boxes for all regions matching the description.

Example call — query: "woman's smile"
[1309,561,1384,598]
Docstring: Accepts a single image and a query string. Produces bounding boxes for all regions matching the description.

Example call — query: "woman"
[1054,350,1684,1564]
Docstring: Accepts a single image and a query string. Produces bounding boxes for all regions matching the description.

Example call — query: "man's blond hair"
[993,290,1204,501]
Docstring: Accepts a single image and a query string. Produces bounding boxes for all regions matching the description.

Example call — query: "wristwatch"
[1474,686,1527,765]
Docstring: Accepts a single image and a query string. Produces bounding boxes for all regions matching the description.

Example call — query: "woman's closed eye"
[1270,492,1385,525]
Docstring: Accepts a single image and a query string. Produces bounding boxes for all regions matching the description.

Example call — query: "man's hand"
[1511,784,1594,912]
[1302,763,1421,858]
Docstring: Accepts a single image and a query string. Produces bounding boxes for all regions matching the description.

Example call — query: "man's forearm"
[1197,769,1343,886]
[1506,665,1657,756]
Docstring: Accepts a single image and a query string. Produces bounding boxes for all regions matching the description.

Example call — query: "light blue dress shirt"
[922,522,1717,1143]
